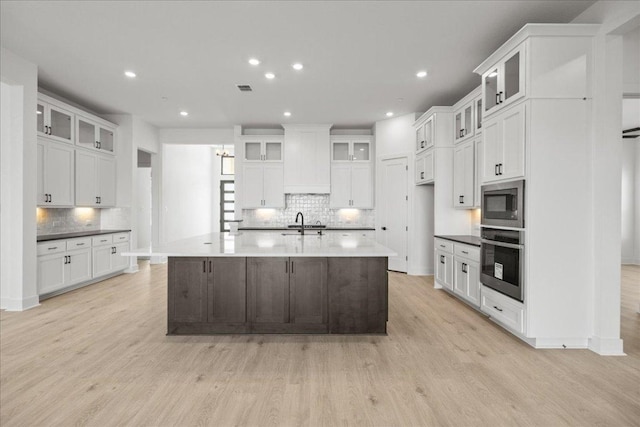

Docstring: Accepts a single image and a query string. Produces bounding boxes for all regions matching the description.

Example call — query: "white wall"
[375,113,433,275]
[162,144,215,243]
[572,0,640,355]
[0,48,39,311]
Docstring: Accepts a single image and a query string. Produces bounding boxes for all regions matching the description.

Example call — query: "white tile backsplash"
[242,194,374,227]
[37,207,132,235]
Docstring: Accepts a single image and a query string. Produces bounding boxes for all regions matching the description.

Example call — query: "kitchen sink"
[287,224,326,229]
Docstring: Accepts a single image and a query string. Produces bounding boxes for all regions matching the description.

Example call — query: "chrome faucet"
[295,212,304,235]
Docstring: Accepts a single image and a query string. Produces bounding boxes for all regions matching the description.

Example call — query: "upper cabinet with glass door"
[37,96,75,145]
[243,137,283,162]
[481,44,525,116]
[331,137,371,162]
[415,116,434,153]
[452,86,481,144]
[76,115,116,154]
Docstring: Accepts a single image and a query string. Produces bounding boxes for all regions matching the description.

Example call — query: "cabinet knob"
[381,226,387,231]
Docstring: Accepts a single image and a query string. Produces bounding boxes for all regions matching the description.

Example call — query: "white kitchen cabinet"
[242,163,284,208]
[435,249,454,291]
[481,285,526,334]
[453,141,475,208]
[415,149,435,185]
[475,94,483,134]
[331,137,371,162]
[453,244,481,307]
[329,163,372,208]
[481,44,525,117]
[75,151,116,207]
[474,138,483,208]
[37,242,91,295]
[111,243,130,271]
[482,102,525,184]
[76,115,116,154]
[91,234,130,278]
[37,97,74,144]
[415,116,434,153]
[284,125,331,193]
[37,138,75,207]
[243,137,283,162]
[453,100,475,144]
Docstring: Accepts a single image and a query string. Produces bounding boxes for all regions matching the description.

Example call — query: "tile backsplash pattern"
[37,208,101,234]
[242,194,375,227]
[100,208,132,230]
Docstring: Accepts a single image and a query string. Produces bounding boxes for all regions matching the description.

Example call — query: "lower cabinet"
[167,256,387,334]
[435,238,481,308]
[37,232,130,297]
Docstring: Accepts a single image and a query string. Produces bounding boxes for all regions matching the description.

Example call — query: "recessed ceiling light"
[416,70,427,78]
[386,112,394,117]
[248,58,260,66]
[292,63,303,70]
[284,111,291,117]
[265,72,275,79]
[124,71,136,78]
[180,111,188,116]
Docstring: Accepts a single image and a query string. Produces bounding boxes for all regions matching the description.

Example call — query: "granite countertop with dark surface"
[239,226,375,231]
[37,229,131,242]
[434,235,482,247]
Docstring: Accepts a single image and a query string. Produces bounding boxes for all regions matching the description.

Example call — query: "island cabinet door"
[289,257,327,324]
[168,257,208,323]
[247,257,290,324]
[208,257,247,323]
[328,257,388,334]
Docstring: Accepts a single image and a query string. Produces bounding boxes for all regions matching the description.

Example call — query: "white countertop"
[123,232,396,258]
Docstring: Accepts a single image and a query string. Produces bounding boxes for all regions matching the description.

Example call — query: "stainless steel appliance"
[481,227,524,301]
[481,180,524,229]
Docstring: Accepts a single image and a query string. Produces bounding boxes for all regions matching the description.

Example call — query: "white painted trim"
[1,296,40,311]
[124,264,139,274]
[532,338,589,349]
[408,267,433,276]
[621,258,640,265]
[588,336,626,356]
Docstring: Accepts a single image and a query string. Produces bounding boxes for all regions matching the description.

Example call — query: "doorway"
[136,150,152,259]
[378,156,408,272]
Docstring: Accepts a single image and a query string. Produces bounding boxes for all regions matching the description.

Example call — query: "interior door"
[378,157,408,272]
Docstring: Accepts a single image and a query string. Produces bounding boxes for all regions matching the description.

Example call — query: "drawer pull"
[76,243,85,246]
[462,250,468,254]
[439,245,445,248]
[101,239,107,242]
[48,247,58,250]
[493,305,503,312]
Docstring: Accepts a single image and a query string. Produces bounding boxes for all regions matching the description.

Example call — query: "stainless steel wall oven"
[480,228,524,301]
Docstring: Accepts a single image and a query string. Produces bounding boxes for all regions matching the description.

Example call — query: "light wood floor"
[1,263,639,426]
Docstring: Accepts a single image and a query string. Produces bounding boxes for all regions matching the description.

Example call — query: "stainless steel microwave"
[481,180,525,229]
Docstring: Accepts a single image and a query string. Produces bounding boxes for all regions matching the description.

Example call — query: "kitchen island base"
[167,256,388,335]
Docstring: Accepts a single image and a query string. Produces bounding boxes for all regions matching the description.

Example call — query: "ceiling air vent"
[236,84,253,92]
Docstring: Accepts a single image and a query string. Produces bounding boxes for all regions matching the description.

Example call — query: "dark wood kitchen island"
[124,232,395,335]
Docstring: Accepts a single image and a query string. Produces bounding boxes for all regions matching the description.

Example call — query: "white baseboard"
[408,266,433,276]
[621,258,640,265]
[1,295,40,311]
[533,337,589,349]
[588,336,626,356]
[124,265,139,274]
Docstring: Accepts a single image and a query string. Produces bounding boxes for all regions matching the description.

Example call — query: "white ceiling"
[0,1,595,129]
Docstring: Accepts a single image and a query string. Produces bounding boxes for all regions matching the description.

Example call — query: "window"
[221,156,235,175]
[220,180,235,231]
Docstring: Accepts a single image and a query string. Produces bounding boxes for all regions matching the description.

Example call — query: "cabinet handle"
[285,261,288,273]
[95,141,99,148]
[47,125,52,135]
[98,196,101,204]
[496,94,500,105]
[439,244,445,248]
[440,255,445,264]
[420,172,424,179]
[209,260,212,273]
[495,164,499,176]
[381,227,387,230]
[421,141,425,148]
[291,261,294,274]
[462,250,468,254]
[499,92,504,103]
[98,141,101,149]
[462,263,467,273]
[203,260,206,272]
[499,164,503,175]
[48,246,58,250]
[77,243,85,246]
[68,255,71,264]
[49,194,52,203]
[493,305,503,312]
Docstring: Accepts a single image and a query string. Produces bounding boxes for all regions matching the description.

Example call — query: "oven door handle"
[481,239,524,250]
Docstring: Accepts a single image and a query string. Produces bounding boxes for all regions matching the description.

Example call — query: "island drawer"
[92,235,113,246]
[37,241,66,256]
[434,238,454,254]
[481,285,525,334]
[454,244,480,261]
[66,237,92,251]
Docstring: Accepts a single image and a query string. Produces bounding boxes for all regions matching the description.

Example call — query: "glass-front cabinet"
[331,138,371,162]
[475,96,483,133]
[243,137,283,162]
[482,44,525,116]
[454,101,475,144]
[76,116,115,154]
[416,116,434,153]
[37,100,74,144]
